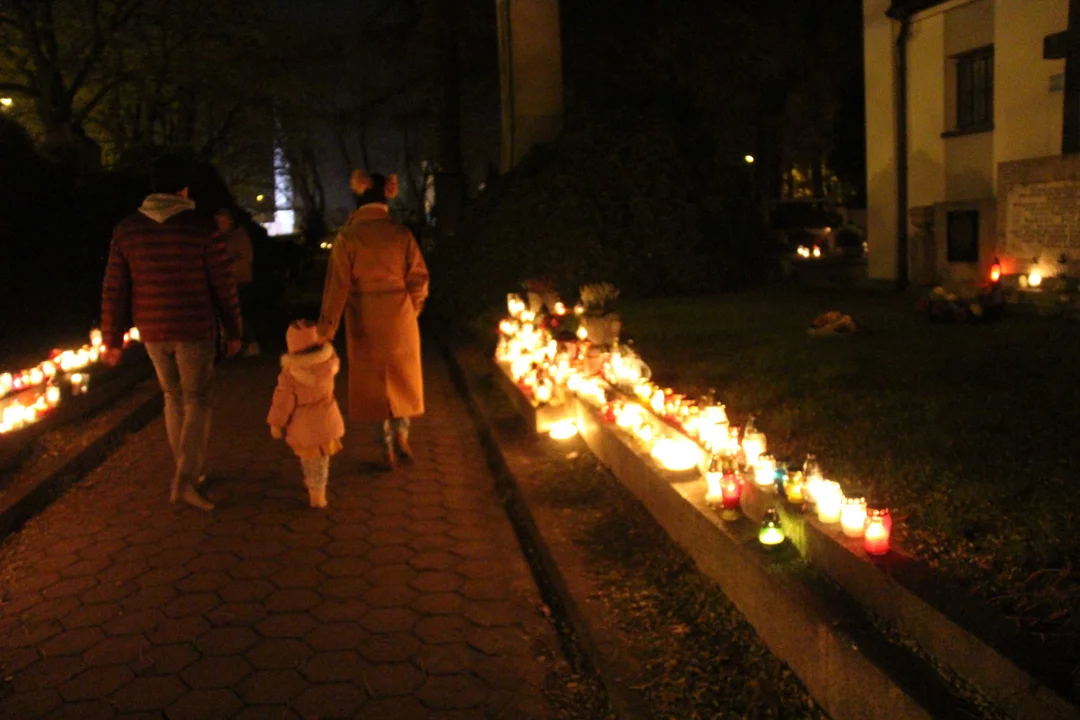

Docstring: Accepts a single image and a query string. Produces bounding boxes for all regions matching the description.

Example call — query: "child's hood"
[280,343,339,386]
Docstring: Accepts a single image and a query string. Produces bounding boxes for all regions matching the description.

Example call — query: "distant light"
[1028,269,1043,287]
[256,194,265,202]
[744,155,755,164]
[0,98,11,107]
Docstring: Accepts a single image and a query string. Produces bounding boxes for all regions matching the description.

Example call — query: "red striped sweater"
[100,203,242,349]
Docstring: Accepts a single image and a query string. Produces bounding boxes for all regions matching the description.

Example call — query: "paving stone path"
[0,351,567,719]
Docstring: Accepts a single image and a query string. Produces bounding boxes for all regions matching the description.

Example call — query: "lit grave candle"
[721,468,743,511]
[549,420,578,440]
[535,382,552,405]
[742,431,766,465]
[815,481,843,524]
[616,403,645,430]
[758,507,785,548]
[753,455,775,488]
[783,471,806,504]
[840,496,867,538]
[651,437,701,472]
[802,454,824,505]
[864,507,892,555]
[650,389,665,415]
[704,454,723,503]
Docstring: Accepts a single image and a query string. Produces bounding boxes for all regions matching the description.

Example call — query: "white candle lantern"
[704,454,723,503]
[651,437,700,472]
[815,481,843,524]
[742,431,766,465]
[753,455,775,488]
[841,496,867,538]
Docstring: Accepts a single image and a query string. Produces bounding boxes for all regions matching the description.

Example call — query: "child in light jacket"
[267,320,345,508]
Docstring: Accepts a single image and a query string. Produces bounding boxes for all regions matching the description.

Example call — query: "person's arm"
[206,231,242,342]
[267,372,297,437]
[404,233,430,315]
[100,232,131,355]
[318,234,352,340]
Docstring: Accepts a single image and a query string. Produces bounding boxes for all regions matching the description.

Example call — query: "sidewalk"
[0,351,572,719]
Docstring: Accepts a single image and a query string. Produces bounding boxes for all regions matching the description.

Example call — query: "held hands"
[270,426,283,440]
[102,348,123,367]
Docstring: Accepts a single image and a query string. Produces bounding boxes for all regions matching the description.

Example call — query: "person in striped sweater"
[100,154,243,511]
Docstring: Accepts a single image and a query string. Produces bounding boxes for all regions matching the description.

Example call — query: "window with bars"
[955,46,994,132]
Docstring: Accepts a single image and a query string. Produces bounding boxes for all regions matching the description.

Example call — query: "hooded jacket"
[267,343,346,453]
[100,194,241,349]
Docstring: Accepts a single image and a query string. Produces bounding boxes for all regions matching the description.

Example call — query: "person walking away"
[101,154,242,511]
[267,320,345,508]
[318,170,430,470]
[215,208,260,356]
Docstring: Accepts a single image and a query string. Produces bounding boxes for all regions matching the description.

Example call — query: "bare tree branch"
[68,0,145,101]
[0,81,37,96]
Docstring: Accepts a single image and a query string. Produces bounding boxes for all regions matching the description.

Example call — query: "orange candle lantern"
[863,507,892,556]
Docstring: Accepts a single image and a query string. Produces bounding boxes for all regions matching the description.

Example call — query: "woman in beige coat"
[317,170,430,469]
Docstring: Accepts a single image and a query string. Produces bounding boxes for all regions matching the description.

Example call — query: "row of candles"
[0,327,140,435]
[496,292,892,557]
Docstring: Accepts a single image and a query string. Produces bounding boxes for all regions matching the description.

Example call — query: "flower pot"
[580,313,621,347]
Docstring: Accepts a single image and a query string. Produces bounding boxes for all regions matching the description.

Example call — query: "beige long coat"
[317,204,430,422]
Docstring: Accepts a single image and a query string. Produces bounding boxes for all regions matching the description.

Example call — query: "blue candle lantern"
[774,464,789,494]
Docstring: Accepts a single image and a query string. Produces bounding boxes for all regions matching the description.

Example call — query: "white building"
[864,0,1079,288]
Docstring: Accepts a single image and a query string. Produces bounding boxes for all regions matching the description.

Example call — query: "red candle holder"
[721,471,742,511]
[864,507,892,556]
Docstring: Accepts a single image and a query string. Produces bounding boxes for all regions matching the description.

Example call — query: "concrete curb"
[438,339,652,720]
[0,379,162,543]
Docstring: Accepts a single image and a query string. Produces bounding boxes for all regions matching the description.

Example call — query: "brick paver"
[0,351,564,719]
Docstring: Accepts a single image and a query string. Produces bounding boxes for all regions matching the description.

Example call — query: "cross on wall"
[1044,0,1080,153]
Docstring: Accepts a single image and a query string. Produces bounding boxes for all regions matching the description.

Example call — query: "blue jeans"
[145,341,216,493]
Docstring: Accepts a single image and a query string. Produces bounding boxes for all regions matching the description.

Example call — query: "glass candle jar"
[840,497,867,538]
[864,507,892,555]
[815,481,843,524]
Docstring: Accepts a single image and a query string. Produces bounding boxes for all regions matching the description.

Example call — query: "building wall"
[863,0,1069,283]
[907,12,946,210]
[497,0,564,173]
[864,0,900,282]
[993,0,1067,172]
[943,0,994,202]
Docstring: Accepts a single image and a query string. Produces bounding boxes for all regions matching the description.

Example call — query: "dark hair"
[354,173,387,207]
[152,154,192,194]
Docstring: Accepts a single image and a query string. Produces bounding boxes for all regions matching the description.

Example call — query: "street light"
[0,98,12,109]
[744,154,755,164]
[256,194,265,202]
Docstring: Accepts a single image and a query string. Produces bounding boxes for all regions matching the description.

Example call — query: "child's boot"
[302,457,329,508]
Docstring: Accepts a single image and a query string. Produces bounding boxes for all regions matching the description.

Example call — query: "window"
[955,46,993,132]
[946,210,980,263]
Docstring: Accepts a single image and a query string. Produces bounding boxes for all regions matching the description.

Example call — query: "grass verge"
[616,287,1080,694]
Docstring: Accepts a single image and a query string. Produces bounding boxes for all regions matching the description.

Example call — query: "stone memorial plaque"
[1005,180,1080,256]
